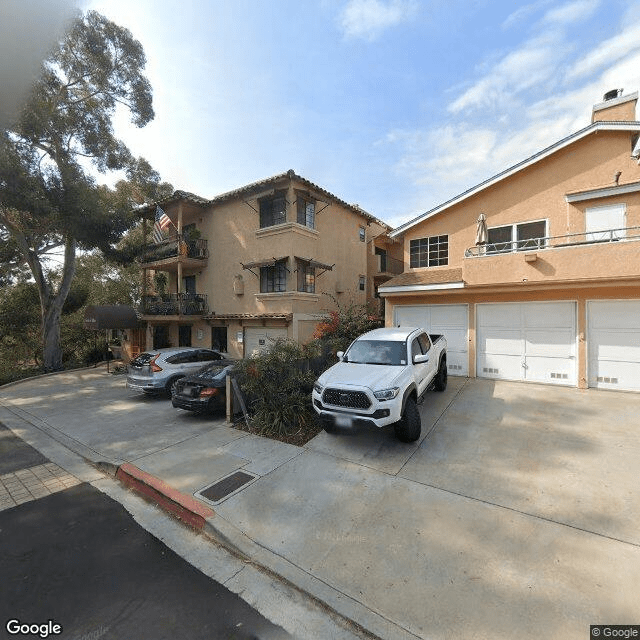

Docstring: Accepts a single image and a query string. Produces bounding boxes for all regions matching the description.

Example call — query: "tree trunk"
[42,300,65,371]
[2,216,77,373]
[40,237,77,372]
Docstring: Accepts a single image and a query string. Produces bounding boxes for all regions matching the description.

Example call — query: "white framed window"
[486,220,547,253]
[585,204,626,241]
[409,235,448,267]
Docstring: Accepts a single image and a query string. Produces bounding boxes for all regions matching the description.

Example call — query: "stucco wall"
[401,130,640,282]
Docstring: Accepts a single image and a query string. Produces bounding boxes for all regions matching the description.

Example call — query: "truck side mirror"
[413,353,429,364]
[336,351,344,361]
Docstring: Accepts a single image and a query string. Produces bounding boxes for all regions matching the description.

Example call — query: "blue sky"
[64,1,640,226]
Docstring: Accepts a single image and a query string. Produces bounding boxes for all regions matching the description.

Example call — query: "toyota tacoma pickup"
[312,327,447,442]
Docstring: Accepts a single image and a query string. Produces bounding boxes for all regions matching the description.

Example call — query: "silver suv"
[126,347,229,395]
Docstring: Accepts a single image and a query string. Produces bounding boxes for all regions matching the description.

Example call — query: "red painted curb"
[116,462,214,531]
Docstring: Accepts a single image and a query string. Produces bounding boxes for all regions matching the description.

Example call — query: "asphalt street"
[0,423,291,640]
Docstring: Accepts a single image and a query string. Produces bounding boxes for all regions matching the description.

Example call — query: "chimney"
[592,89,638,123]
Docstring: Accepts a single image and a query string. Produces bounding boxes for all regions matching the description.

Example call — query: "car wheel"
[166,376,183,397]
[434,356,448,392]
[394,396,421,442]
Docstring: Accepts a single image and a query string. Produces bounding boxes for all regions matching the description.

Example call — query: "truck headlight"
[373,387,400,401]
[313,382,324,395]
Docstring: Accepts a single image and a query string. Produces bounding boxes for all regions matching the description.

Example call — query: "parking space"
[399,379,640,544]
[309,376,640,545]
[0,369,228,465]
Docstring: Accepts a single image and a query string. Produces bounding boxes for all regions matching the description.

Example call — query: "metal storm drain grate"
[195,470,258,505]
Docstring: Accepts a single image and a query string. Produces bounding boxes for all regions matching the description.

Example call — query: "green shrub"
[235,338,319,438]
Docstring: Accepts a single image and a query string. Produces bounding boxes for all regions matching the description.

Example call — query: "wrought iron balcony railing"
[142,235,208,263]
[141,293,208,316]
[464,226,640,257]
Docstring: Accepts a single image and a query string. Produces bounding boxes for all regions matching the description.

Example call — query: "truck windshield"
[345,340,406,366]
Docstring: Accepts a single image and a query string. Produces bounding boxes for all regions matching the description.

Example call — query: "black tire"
[166,376,184,397]
[434,356,448,392]
[394,396,421,442]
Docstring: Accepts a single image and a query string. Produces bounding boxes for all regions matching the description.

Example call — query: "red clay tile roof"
[138,170,392,228]
[204,312,293,321]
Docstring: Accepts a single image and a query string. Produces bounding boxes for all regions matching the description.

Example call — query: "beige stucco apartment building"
[380,90,640,392]
[131,170,400,359]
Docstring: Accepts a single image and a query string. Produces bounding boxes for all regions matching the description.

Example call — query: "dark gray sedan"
[171,362,235,414]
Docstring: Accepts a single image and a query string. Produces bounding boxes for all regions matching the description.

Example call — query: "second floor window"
[296,259,315,293]
[259,193,287,228]
[487,220,546,253]
[297,197,315,228]
[260,260,287,292]
[410,235,448,268]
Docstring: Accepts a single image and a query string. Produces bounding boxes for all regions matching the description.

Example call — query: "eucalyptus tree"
[0,11,166,371]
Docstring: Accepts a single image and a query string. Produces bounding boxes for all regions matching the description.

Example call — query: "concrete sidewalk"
[1,368,639,639]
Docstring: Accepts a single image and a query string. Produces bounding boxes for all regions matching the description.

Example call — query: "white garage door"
[394,304,468,376]
[588,300,640,391]
[477,302,576,385]
[244,327,288,357]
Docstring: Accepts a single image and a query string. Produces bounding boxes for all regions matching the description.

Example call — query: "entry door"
[394,304,468,375]
[588,300,640,391]
[178,324,192,347]
[476,302,576,385]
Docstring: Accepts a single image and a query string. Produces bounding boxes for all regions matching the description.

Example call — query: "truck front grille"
[322,388,371,410]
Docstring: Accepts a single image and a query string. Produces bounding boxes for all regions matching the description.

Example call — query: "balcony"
[141,293,209,316]
[141,235,208,268]
[463,226,640,287]
[374,254,404,277]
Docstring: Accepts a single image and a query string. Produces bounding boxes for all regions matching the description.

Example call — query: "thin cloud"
[502,0,553,30]
[570,20,640,79]
[339,0,417,41]
[448,34,565,114]
[447,0,600,115]
[541,0,600,25]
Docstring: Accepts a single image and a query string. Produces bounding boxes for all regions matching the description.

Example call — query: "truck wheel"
[394,396,421,442]
[434,356,447,392]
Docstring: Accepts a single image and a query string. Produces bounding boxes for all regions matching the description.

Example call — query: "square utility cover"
[194,469,258,506]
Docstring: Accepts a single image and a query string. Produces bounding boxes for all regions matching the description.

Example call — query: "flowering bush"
[312,295,383,354]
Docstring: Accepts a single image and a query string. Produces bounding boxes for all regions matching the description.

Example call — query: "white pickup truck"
[312,327,448,442]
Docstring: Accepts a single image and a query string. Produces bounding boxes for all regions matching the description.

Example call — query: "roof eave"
[390,121,640,238]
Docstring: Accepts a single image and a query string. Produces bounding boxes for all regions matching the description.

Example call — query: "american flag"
[153,206,171,243]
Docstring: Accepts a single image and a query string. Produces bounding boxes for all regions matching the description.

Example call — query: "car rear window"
[130,353,155,367]
[166,351,199,364]
[196,364,233,381]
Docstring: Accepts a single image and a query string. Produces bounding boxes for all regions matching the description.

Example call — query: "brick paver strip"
[0,463,80,511]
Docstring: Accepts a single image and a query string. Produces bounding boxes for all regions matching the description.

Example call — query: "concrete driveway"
[309,376,640,545]
[0,368,231,465]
